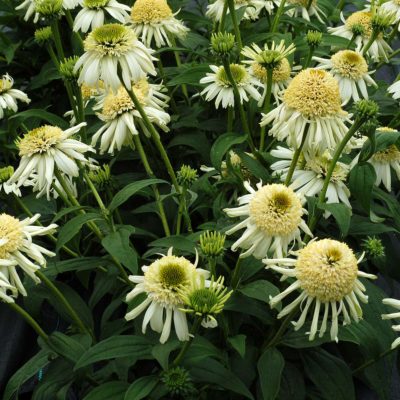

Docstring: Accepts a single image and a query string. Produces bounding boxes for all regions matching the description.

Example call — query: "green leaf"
[46,257,106,277]
[239,280,280,304]
[349,215,398,235]
[102,226,138,273]
[228,335,247,358]
[237,151,270,182]
[147,235,197,255]
[124,376,158,400]
[3,350,51,400]
[52,206,89,223]
[189,358,254,399]
[349,163,376,214]
[318,202,351,236]
[75,336,153,369]
[257,348,285,400]
[167,64,211,87]
[301,349,355,400]
[210,133,247,169]
[360,130,400,161]
[56,213,102,251]
[82,382,129,400]
[48,332,91,363]
[9,109,68,129]
[151,340,180,370]
[109,179,165,212]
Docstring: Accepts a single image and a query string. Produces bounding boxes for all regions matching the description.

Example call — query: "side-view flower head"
[0,74,30,119]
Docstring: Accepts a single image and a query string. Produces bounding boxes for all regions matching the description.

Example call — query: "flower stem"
[271,0,287,33]
[132,134,171,237]
[221,59,257,154]
[81,167,108,214]
[284,123,310,186]
[303,47,315,68]
[227,106,234,132]
[72,83,87,142]
[170,37,189,104]
[171,317,202,367]
[50,19,65,60]
[352,347,396,374]
[64,9,84,51]
[8,302,48,341]
[231,256,242,289]
[362,31,379,57]
[208,257,217,278]
[226,0,243,52]
[35,270,94,339]
[259,68,274,151]
[117,71,181,194]
[12,194,78,258]
[308,119,362,232]
[346,33,357,49]
[220,0,229,31]
[388,21,399,44]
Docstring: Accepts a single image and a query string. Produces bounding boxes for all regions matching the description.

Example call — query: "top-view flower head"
[260,69,353,153]
[74,23,157,91]
[129,0,189,48]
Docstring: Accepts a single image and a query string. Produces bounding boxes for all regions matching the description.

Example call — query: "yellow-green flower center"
[0,75,12,94]
[249,184,302,236]
[18,125,63,156]
[283,69,343,118]
[0,214,23,259]
[85,24,137,56]
[252,58,291,83]
[0,166,14,183]
[305,150,348,183]
[131,0,172,23]
[331,50,368,80]
[159,262,187,286]
[216,64,248,86]
[346,11,372,38]
[83,0,109,9]
[295,239,358,302]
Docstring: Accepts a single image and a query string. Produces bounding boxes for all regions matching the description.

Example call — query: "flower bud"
[362,236,385,258]
[0,166,14,183]
[353,99,379,121]
[161,367,196,397]
[59,56,80,80]
[372,9,396,32]
[34,26,53,45]
[35,0,63,17]
[177,164,198,186]
[211,32,235,55]
[199,230,225,258]
[306,30,323,48]
[88,164,114,190]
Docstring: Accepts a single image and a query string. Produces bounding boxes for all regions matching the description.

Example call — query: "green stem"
[170,37,189,104]
[12,194,78,258]
[362,31,379,57]
[231,256,242,289]
[303,47,314,68]
[308,119,362,232]
[352,347,396,374]
[227,106,234,132]
[35,270,93,339]
[132,134,171,237]
[226,0,243,52]
[50,19,65,60]
[208,257,217,278]
[118,71,181,193]
[220,0,229,31]
[64,9,84,51]
[222,59,257,154]
[271,0,287,33]
[72,83,87,142]
[388,21,399,43]
[284,124,309,186]
[81,167,108,213]
[46,43,60,68]
[171,317,202,366]
[176,189,185,235]
[337,0,345,11]
[259,68,274,151]
[376,48,400,70]
[8,302,49,342]
[346,33,357,49]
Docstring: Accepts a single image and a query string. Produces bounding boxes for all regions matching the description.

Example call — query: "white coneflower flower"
[200,64,262,109]
[0,74,30,119]
[125,248,210,343]
[261,69,352,153]
[224,182,312,259]
[382,298,400,349]
[381,0,400,30]
[328,11,392,61]
[265,239,376,341]
[313,50,377,104]
[0,166,20,196]
[9,122,94,193]
[73,0,130,33]
[74,23,156,91]
[16,0,78,21]
[92,78,170,154]
[128,0,189,48]
[206,0,274,21]
[277,0,325,22]
[271,147,351,210]
[0,213,57,296]
[388,79,400,100]
[368,127,400,192]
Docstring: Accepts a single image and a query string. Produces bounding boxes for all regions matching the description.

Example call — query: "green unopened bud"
[362,236,385,258]
[211,32,235,55]
[372,9,396,32]
[59,56,79,80]
[0,166,14,183]
[177,165,198,186]
[88,164,113,190]
[350,23,366,36]
[161,367,196,397]
[306,30,323,47]
[199,230,225,258]
[34,27,53,45]
[179,275,232,328]
[354,99,379,121]
[35,0,63,17]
